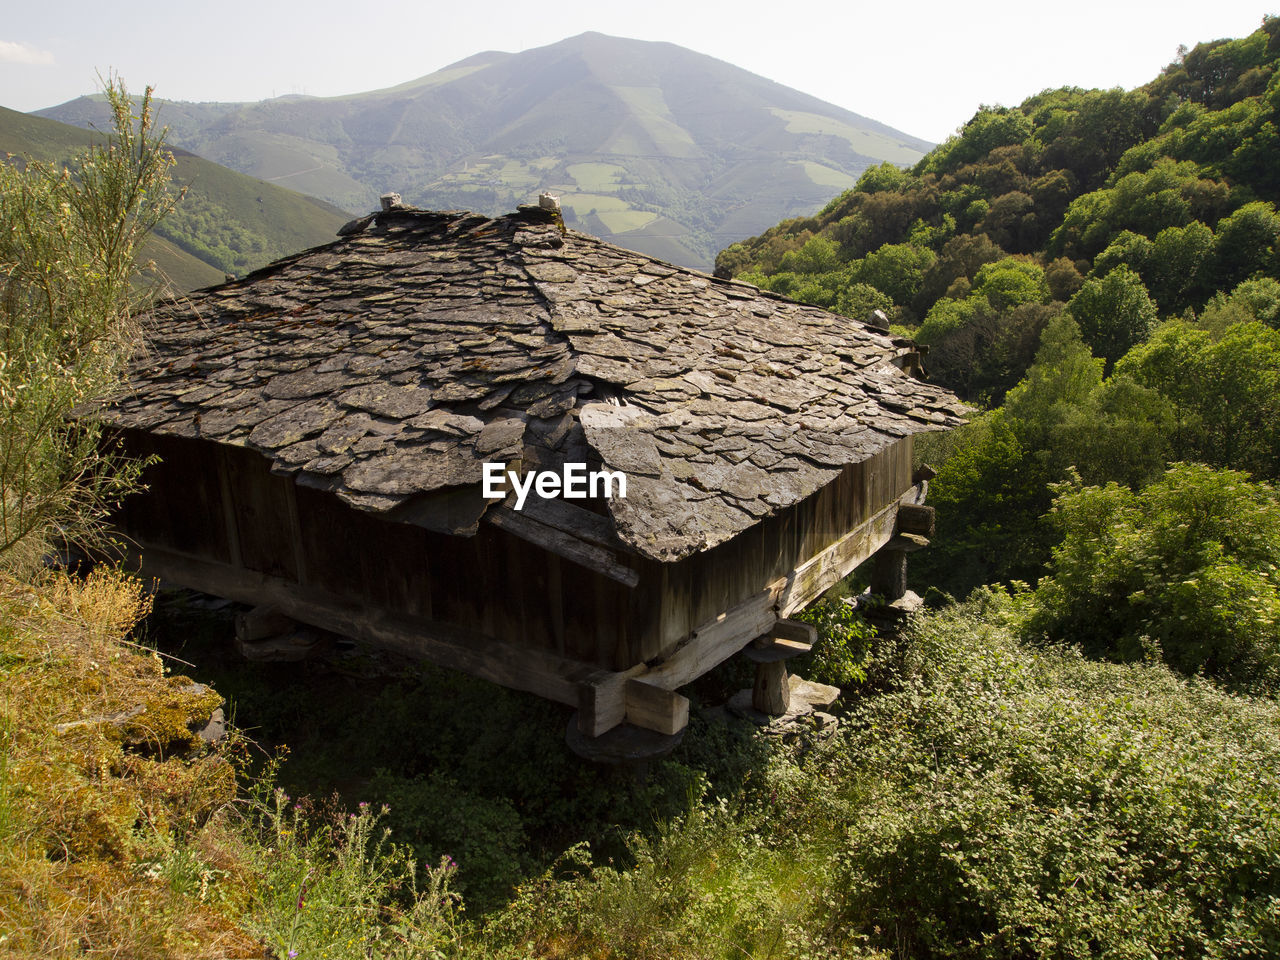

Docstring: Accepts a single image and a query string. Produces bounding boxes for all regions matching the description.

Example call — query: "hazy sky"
[0,1,1273,143]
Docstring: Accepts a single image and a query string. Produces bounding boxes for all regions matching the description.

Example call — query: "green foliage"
[821,599,1280,959]
[1200,276,1280,330]
[1113,318,1280,478]
[1212,199,1280,288]
[724,17,1280,408]
[475,600,1280,959]
[971,256,1049,310]
[153,192,272,275]
[851,241,935,306]
[0,78,176,573]
[795,595,876,686]
[1066,264,1158,367]
[918,106,1036,176]
[1051,158,1229,260]
[777,235,841,275]
[918,315,1171,591]
[247,790,462,959]
[370,770,528,912]
[852,159,913,195]
[1027,463,1280,691]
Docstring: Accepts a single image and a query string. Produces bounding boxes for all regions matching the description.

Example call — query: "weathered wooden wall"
[116,431,912,676]
[627,439,914,665]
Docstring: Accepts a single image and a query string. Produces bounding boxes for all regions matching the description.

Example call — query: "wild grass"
[0,570,461,959]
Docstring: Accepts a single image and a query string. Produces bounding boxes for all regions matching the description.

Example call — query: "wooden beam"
[769,618,817,646]
[638,582,782,691]
[625,679,689,736]
[487,505,639,588]
[900,480,929,506]
[776,501,899,617]
[897,503,935,537]
[127,545,596,709]
[520,495,624,550]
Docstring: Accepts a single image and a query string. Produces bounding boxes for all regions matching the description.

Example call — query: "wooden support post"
[752,661,791,715]
[897,503,936,537]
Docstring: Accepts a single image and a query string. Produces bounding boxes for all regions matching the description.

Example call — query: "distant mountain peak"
[35,34,931,271]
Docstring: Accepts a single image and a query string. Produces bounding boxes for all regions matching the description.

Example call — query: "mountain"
[0,105,350,290]
[37,32,931,271]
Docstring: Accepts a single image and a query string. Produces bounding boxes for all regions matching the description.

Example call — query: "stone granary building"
[89,201,966,751]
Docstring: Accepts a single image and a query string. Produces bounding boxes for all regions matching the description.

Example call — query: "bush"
[1026,462,1280,691]
[476,598,1280,959]
[821,598,1280,958]
[0,77,178,573]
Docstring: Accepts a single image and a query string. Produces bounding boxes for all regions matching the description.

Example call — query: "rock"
[197,706,227,743]
[565,713,685,764]
[789,676,841,710]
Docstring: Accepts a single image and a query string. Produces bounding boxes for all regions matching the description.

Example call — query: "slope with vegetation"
[1,104,349,290]
[720,17,1280,620]
[37,32,930,271]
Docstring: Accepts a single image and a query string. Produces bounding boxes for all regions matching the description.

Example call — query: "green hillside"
[37,33,931,271]
[1,105,350,289]
[721,16,1280,599]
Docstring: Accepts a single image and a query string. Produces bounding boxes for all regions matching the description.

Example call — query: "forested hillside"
[0,105,349,289]
[720,17,1280,606]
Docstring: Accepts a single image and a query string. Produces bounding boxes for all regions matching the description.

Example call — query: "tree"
[1028,463,1280,692]
[1113,318,1280,478]
[1211,200,1280,289]
[1067,265,1158,368]
[851,242,935,306]
[0,77,178,572]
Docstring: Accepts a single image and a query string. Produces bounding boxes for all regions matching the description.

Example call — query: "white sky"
[0,1,1273,144]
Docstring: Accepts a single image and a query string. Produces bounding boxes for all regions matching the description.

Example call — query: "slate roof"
[95,205,966,562]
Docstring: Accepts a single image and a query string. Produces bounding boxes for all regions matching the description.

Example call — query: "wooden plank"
[216,448,244,569]
[743,637,812,663]
[899,480,929,506]
[487,505,639,588]
[777,501,898,617]
[520,496,624,550]
[282,480,309,587]
[640,582,782,690]
[624,679,689,736]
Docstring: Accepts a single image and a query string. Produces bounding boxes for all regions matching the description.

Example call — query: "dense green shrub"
[821,597,1280,958]
[1026,463,1280,690]
[475,599,1280,959]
